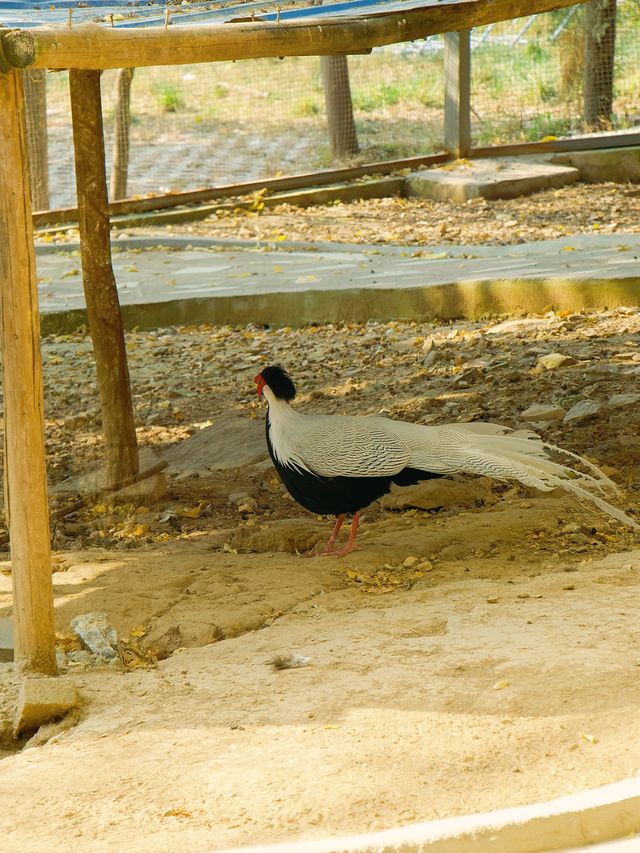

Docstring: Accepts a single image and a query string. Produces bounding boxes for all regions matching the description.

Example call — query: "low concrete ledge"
[40,276,640,335]
[551,146,640,184]
[221,776,640,853]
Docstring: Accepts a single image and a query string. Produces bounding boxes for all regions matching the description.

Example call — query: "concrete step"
[406,157,580,202]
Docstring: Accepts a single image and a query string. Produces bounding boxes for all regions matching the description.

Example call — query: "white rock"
[563,400,602,424]
[608,393,640,409]
[520,404,566,421]
[537,352,576,370]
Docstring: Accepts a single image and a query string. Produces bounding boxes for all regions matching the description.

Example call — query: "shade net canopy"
[0,0,460,29]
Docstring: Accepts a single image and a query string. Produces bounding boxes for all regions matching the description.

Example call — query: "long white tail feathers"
[403,422,639,530]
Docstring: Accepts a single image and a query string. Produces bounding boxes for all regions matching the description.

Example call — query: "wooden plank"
[18,0,588,71]
[470,132,640,157]
[0,70,56,675]
[69,69,139,486]
[23,68,49,210]
[444,30,471,157]
[32,151,451,226]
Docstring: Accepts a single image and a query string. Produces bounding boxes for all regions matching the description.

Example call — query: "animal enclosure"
[28,2,640,209]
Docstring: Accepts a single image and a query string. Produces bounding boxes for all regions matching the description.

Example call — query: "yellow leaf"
[562,246,576,252]
[130,626,147,638]
[162,808,192,819]
[181,500,207,519]
[223,542,238,554]
[493,679,509,690]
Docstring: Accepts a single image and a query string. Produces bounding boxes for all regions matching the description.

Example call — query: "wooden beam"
[23,68,49,210]
[32,151,452,226]
[0,70,56,675]
[14,0,588,71]
[444,31,471,157]
[69,69,139,486]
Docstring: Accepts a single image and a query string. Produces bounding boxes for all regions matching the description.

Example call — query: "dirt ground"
[2,184,640,851]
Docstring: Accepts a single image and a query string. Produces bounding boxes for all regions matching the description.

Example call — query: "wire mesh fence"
[470,1,638,145]
[27,1,640,211]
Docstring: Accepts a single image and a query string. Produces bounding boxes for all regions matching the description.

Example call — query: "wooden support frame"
[69,69,139,486]
[0,70,56,674]
[23,68,49,211]
[444,30,471,158]
[0,0,588,72]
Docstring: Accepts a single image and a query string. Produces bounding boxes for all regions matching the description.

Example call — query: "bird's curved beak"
[254,373,266,398]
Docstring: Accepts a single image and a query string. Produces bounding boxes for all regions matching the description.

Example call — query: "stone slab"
[551,146,640,183]
[14,677,79,736]
[162,416,268,475]
[406,157,580,202]
[0,617,13,663]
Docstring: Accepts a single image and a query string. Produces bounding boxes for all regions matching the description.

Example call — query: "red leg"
[319,514,346,555]
[332,512,360,557]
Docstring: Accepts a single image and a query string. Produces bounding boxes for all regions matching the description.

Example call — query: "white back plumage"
[264,386,638,529]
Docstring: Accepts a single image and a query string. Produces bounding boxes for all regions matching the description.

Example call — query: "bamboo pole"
[0,70,56,674]
[69,69,139,486]
[5,0,588,72]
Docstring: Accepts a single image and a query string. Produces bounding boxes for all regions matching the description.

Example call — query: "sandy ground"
[1,186,640,850]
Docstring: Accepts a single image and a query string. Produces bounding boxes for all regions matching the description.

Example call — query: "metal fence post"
[444,30,471,157]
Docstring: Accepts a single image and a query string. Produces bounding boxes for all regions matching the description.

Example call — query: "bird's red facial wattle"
[254,373,267,398]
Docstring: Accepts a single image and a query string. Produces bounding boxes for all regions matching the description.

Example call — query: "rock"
[70,612,118,660]
[163,417,268,475]
[173,469,201,482]
[381,478,491,511]
[563,400,603,424]
[519,403,566,421]
[0,617,13,662]
[13,677,79,736]
[150,626,183,661]
[112,473,168,504]
[608,393,640,410]
[537,353,576,370]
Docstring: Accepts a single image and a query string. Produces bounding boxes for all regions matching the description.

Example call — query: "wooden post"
[109,68,134,201]
[69,69,139,486]
[321,55,359,159]
[444,30,471,157]
[23,68,49,211]
[583,0,617,130]
[0,70,56,674]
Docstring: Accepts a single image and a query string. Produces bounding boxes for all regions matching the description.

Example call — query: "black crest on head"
[261,365,296,401]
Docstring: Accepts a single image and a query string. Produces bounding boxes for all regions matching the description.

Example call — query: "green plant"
[292,98,320,117]
[154,83,185,113]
